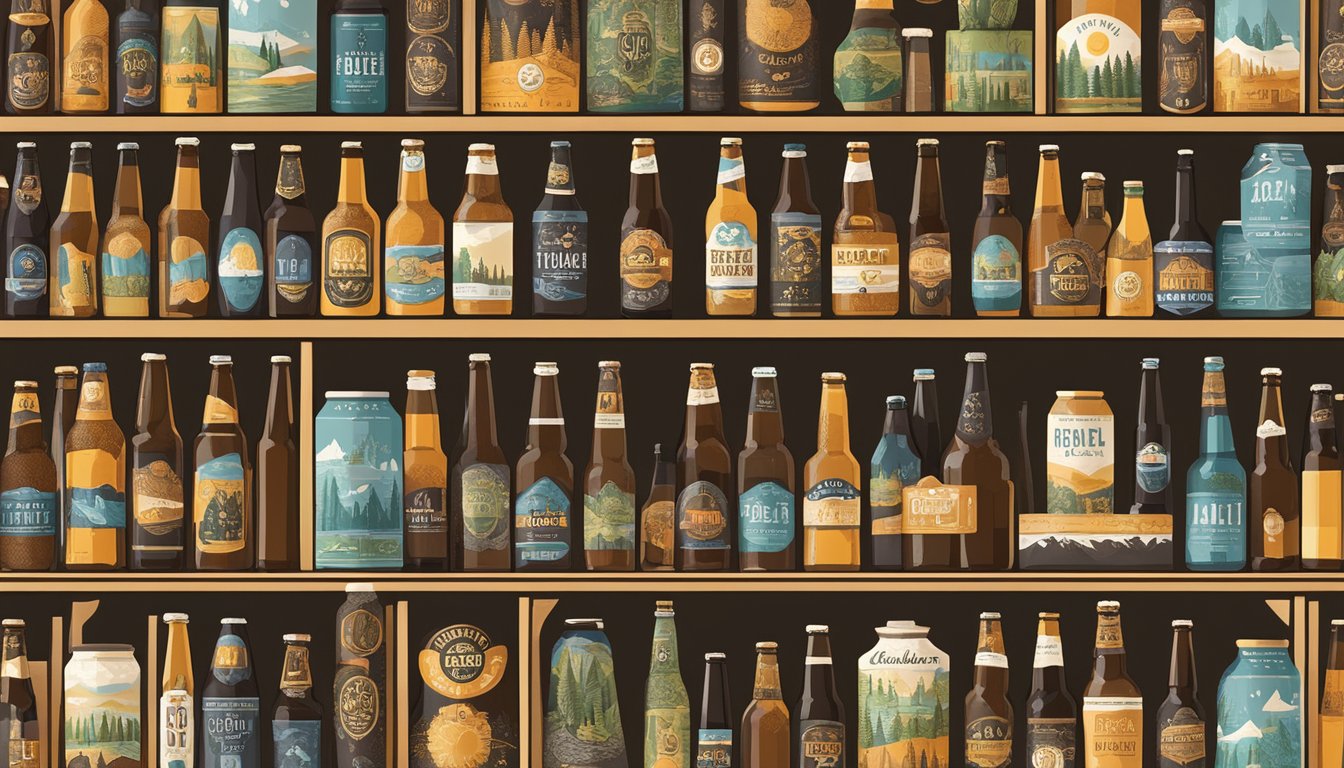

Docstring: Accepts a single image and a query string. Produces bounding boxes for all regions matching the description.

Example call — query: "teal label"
[69,485,127,529]
[834,27,902,109]
[514,476,571,565]
[1215,645,1300,768]
[677,480,729,551]
[870,434,920,541]
[971,234,1021,313]
[275,234,313,302]
[697,728,732,768]
[1240,145,1312,249]
[6,244,46,300]
[168,237,209,300]
[583,480,636,553]
[385,244,445,306]
[331,13,387,112]
[459,463,509,554]
[1186,490,1246,567]
[117,34,159,107]
[1136,442,1170,493]
[101,242,151,300]
[196,452,246,551]
[218,227,264,312]
[1217,244,1310,315]
[273,719,320,768]
[202,697,259,768]
[738,481,794,554]
[211,633,253,685]
[0,487,56,536]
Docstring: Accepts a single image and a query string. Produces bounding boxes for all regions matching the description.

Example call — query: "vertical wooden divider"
[301,340,314,571]
[31,660,48,768]
[463,0,478,114]
[1296,595,1308,768]
[396,600,410,768]
[529,599,558,768]
[49,616,63,768]
[1304,0,1314,113]
[1311,599,1321,768]
[517,597,530,768]
[1033,0,1047,114]
[146,615,159,768]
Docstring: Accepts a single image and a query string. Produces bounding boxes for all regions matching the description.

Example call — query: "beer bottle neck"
[7,387,43,454]
[700,659,730,728]
[1168,628,1196,691]
[801,634,835,696]
[955,362,993,442]
[1,628,30,679]
[591,370,626,462]
[111,151,143,217]
[774,157,815,213]
[816,382,849,453]
[1033,155,1063,213]
[406,389,442,450]
[202,367,241,429]
[172,149,203,209]
[76,373,113,421]
[279,643,314,696]
[745,377,784,447]
[225,151,258,218]
[1310,392,1338,452]
[1199,370,1235,457]
[1031,621,1067,692]
[163,623,192,690]
[648,614,680,673]
[751,651,783,700]
[398,150,429,203]
[527,374,565,450]
[715,146,747,196]
[135,360,175,434]
[912,153,945,219]
[275,153,307,204]
[465,363,499,450]
[1172,161,1198,234]
[972,620,1007,689]
[1139,368,1165,424]
[62,148,95,215]
[263,362,293,439]
[545,146,577,196]
[1120,187,1145,221]
[842,151,878,215]
[882,405,913,441]
[1256,380,1290,465]
[1079,182,1106,222]
[338,155,367,204]
[980,145,1011,213]
[851,0,896,29]
[464,152,503,203]
[650,452,674,488]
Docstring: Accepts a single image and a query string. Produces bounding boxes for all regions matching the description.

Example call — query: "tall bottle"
[770,144,822,317]
[402,0,455,112]
[738,0,818,111]
[972,141,1023,317]
[909,138,952,317]
[61,0,109,112]
[403,370,447,571]
[4,142,50,316]
[5,0,52,114]
[257,355,298,571]
[532,140,589,316]
[870,395,920,571]
[49,141,98,318]
[944,352,1013,571]
[1323,0,1344,112]
[795,625,844,768]
[644,600,690,768]
[64,362,125,570]
[911,368,942,480]
[193,355,253,571]
[159,0,220,112]
[451,143,513,316]
[273,633,323,768]
[1185,356,1247,571]
[833,0,902,112]
[130,353,184,570]
[160,612,193,768]
[640,444,676,571]
[202,618,259,768]
[1074,173,1113,259]
[901,27,933,111]
[0,619,38,768]
[583,361,636,572]
[803,373,859,571]
[334,584,386,768]
[329,0,388,113]
[1028,145,1100,317]
[676,363,733,571]
[114,0,157,112]
[1303,383,1342,570]
[1105,181,1154,317]
[450,354,510,571]
[385,138,445,316]
[1317,165,1344,316]
[1158,0,1207,113]
[514,362,573,571]
[1026,612,1076,768]
[265,145,318,317]
[742,641,789,768]
[698,653,731,768]
[1131,358,1174,515]
[0,380,56,571]
[688,0,724,111]
[620,138,674,317]
[1155,149,1215,318]
[1082,601,1143,768]
[965,612,1012,768]
[1325,620,1344,768]
[1156,619,1205,768]
[50,365,77,561]
[321,141,380,316]
[737,367,795,572]
[158,136,210,318]
[100,142,151,317]
[216,143,265,317]
[1250,367,1299,571]
[832,141,899,316]
[704,137,757,316]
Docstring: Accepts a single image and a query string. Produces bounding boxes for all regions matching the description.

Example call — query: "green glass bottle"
[644,600,690,768]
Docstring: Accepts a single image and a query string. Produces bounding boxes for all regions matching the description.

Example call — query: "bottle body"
[450,354,511,571]
[385,140,446,317]
[621,139,674,317]
[130,354,185,570]
[321,143,381,317]
[584,362,636,572]
[909,139,952,317]
[737,0,819,112]
[0,382,57,571]
[193,358,254,571]
[1250,369,1299,570]
[452,144,514,316]
[1157,0,1208,113]
[971,141,1023,317]
[770,145,822,318]
[257,356,298,570]
[64,364,127,570]
[533,142,588,316]
[201,620,260,768]
[644,602,691,768]
[803,374,860,571]
[514,363,574,571]
[114,0,158,113]
[5,0,53,114]
[833,142,899,316]
[1185,357,1247,571]
[158,139,211,318]
[1105,182,1154,317]
[49,143,99,318]
[738,368,795,572]
[61,0,110,112]
[676,364,734,571]
[266,146,319,317]
[5,145,51,316]
[705,139,758,317]
[216,145,267,318]
[585,0,683,113]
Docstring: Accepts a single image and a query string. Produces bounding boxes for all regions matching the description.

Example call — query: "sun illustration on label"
[229,241,259,271]
[425,703,499,768]
[1086,31,1110,57]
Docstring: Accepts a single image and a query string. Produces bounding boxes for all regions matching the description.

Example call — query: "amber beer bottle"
[0,619,39,768]
[803,373,859,571]
[61,0,109,112]
[160,612,193,768]
[677,363,733,571]
[738,367,795,572]
[1250,368,1298,571]
[64,362,125,570]
[704,137,758,316]
[49,141,98,318]
[130,353,184,570]
[1082,601,1143,768]
[450,354,511,571]
[909,138,952,317]
[965,612,1013,768]
[386,139,445,316]
[902,28,933,112]
[334,583,386,768]
[971,140,1023,317]
[832,141,899,316]
[1106,181,1154,317]
[1026,612,1076,768]
[265,145,318,317]
[583,361,636,572]
[1325,623,1344,768]
[5,142,50,317]
[515,362,573,571]
[5,0,52,114]
[640,444,675,570]
[1075,173,1113,257]
[257,355,298,571]
[0,380,57,571]
[1303,384,1342,571]
[1028,145,1100,317]
[795,625,844,768]
[100,142,150,317]
[741,641,789,768]
[403,370,447,571]
[451,143,513,316]
[738,0,819,111]
[770,144,822,317]
[50,365,77,561]
[193,355,253,571]
[1156,619,1205,768]
[944,353,1013,570]
[321,141,380,317]
[159,137,211,318]
[621,138,674,317]
[216,143,265,318]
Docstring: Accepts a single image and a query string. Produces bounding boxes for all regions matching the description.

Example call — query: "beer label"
[902,478,977,534]
[1154,240,1214,315]
[203,395,238,424]
[1026,718,1076,768]
[218,227,264,312]
[211,633,253,685]
[459,463,510,553]
[9,391,37,427]
[0,487,56,537]
[533,212,589,307]
[465,154,497,176]
[1033,634,1064,667]
[62,33,108,110]
[1304,469,1343,560]
[1241,147,1311,245]
[1136,441,1171,494]
[14,174,42,214]
[405,34,455,106]
[324,229,375,308]
[478,0,579,111]
[1034,239,1101,307]
[1083,697,1142,765]
[1325,668,1344,716]
[67,443,127,547]
[1186,489,1245,566]
[341,608,383,656]
[1325,38,1344,97]
[620,228,672,312]
[965,716,1012,768]
[53,242,96,315]
[160,7,219,112]
[385,243,446,306]
[281,644,312,689]
[803,478,860,527]
[956,391,989,443]
[1158,4,1205,111]
[834,21,900,108]
[202,697,260,768]
[272,721,320,768]
[195,452,247,554]
[909,232,952,310]
[832,239,899,296]
[739,480,794,553]
[331,13,388,111]
[717,155,745,184]
[6,244,47,301]
[1094,613,1123,648]
[706,221,758,291]
[452,222,514,302]
[686,385,720,406]
[676,480,729,551]
[168,234,210,308]
[1157,706,1205,766]
[740,0,817,104]
[594,413,625,429]
[1047,411,1114,515]
[587,0,683,112]
[1315,406,1336,425]
[583,481,636,554]
[162,690,194,768]
[404,486,447,537]
[132,453,185,553]
[7,50,49,110]
[798,719,844,768]
[771,212,823,314]
[418,624,506,701]
[971,234,1021,313]
[843,160,873,183]
[1256,419,1286,438]
[974,651,1008,669]
[697,728,732,768]
[1260,503,1293,560]
[116,32,158,108]
[335,667,380,739]
[642,499,675,557]
[870,436,918,542]
[630,154,659,175]
[514,476,571,565]
[1054,13,1141,113]
[644,706,690,768]
[101,232,151,304]
[6,738,37,768]
[275,233,314,304]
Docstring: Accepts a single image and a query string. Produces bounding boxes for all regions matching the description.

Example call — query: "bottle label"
[323,229,375,308]
[101,232,151,302]
[117,33,158,108]
[739,480,795,553]
[1185,490,1245,566]
[0,487,56,537]
[965,715,1012,768]
[1303,469,1343,560]
[1158,706,1205,766]
[405,30,455,108]
[642,499,675,558]
[404,486,447,536]
[202,696,260,768]
[644,706,689,768]
[335,667,380,738]
[62,33,108,109]
[385,243,446,306]
[533,211,589,307]
[697,728,732,768]
[770,212,823,313]
[132,452,185,553]
[1082,697,1142,764]
[909,232,952,309]
[272,720,320,768]
[870,437,919,540]
[706,221,758,291]
[168,235,210,308]
[971,234,1022,313]
[1055,13,1142,113]
[1135,441,1171,494]
[418,624,506,699]
[6,244,47,301]
[211,633,252,685]
[67,447,127,539]
[452,222,514,302]
[1046,412,1114,515]
[843,160,873,183]
[1154,240,1214,315]
[203,395,238,425]
[1026,717,1076,768]
[1033,633,1064,667]
[1033,239,1102,307]
[687,386,720,406]
[583,481,636,553]
[834,26,901,109]
[717,155,744,184]
[798,719,844,768]
[902,480,978,534]
[161,690,194,768]
[514,476,571,565]
[740,0,817,103]
[832,239,900,296]
[194,452,247,554]
[54,242,96,314]
[465,154,497,176]
[620,228,672,312]
[630,154,659,175]
[218,227,264,313]
[459,463,510,553]
[160,7,219,112]
[7,50,50,110]
[1159,5,1205,110]
[973,651,1008,668]
[1256,419,1286,438]
[676,480,729,551]
[803,478,860,527]
[275,234,314,304]
[330,13,388,110]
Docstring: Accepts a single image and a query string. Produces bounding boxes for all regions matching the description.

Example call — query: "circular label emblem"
[435,625,490,684]
[338,673,379,739]
[1263,508,1285,537]
[692,38,723,75]
[517,62,545,92]
[1113,270,1143,300]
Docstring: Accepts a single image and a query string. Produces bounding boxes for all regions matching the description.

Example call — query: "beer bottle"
[51,365,77,561]
[0,619,39,768]
[870,395,920,571]
[1026,612,1076,768]
[644,600,690,768]
[113,0,157,112]
[698,652,732,768]
[770,144,822,317]
[908,138,952,317]
[61,0,109,112]
[1132,358,1174,515]
[1028,145,1100,317]
[451,143,513,316]
[64,362,125,570]
[1317,165,1344,316]
[5,142,50,317]
[160,0,221,113]
[403,370,447,571]
[216,143,265,317]
[944,352,1013,571]
[257,355,298,571]
[1082,601,1142,768]
[450,354,510,571]
[159,137,210,317]
[4,0,52,114]
[971,141,1023,317]
[833,1,901,112]
[274,633,323,768]
[385,138,445,316]
[49,141,98,318]
[901,28,933,112]
[1106,181,1154,317]
[321,141,380,317]
[688,0,724,111]
[1324,620,1344,768]
[1156,149,1215,318]
[621,138,674,318]
[802,373,859,571]
[640,444,675,571]
[100,142,150,317]
[1185,356,1247,571]
[1303,383,1342,570]
[796,625,844,768]
[1158,0,1207,112]
[1323,0,1344,112]
[1250,367,1298,571]
[335,584,385,768]
[193,355,253,571]
[265,145,318,317]
[737,0,818,112]
[741,641,789,768]
[832,141,899,316]
[329,0,388,114]
[202,618,260,768]
[160,612,193,768]
[965,612,1012,768]
[911,368,942,480]
[704,137,757,316]
[1075,173,1113,257]
[583,361,636,572]
[515,362,573,571]
[533,141,589,316]
[1156,619,1205,768]
[738,367,795,572]
[676,363,733,571]
[0,380,56,571]
[130,353,183,570]
[402,0,455,113]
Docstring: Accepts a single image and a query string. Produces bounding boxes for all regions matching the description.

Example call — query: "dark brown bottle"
[769,144,822,318]
[1026,612,1076,768]
[334,583,385,768]
[158,136,210,318]
[130,353,184,570]
[514,362,573,571]
[0,380,56,571]
[1250,368,1298,570]
[738,0,819,112]
[113,0,157,112]
[583,361,636,572]
[909,138,952,317]
[0,618,39,768]
[257,355,298,571]
[4,0,53,114]
[4,142,50,317]
[193,355,253,571]
[273,632,323,768]
[450,353,511,571]
[216,143,265,318]
[698,651,732,767]
[1132,358,1174,515]
[1156,619,1206,768]
[795,625,844,768]
[265,145,318,317]
[737,366,794,572]
[620,138,674,318]
[943,352,1013,570]
[50,365,76,565]
[688,0,724,111]
[676,363,733,571]
[640,443,675,570]
[1158,0,1207,114]
[965,612,1013,768]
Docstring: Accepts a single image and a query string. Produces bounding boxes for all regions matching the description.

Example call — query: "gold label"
[281,644,312,688]
[75,380,113,420]
[1094,614,1123,649]
[1161,7,1204,44]
[418,624,507,700]
[1083,697,1142,767]
[642,499,675,553]
[341,608,384,657]
[1201,372,1226,408]
[1158,707,1205,766]
[901,477,977,534]
[338,673,379,739]
[965,716,1012,768]
[202,394,237,424]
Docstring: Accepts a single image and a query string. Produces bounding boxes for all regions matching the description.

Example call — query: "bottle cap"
[1260,367,1283,376]
[468,143,495,152]
[325,391,390,399]
[965,352,988,363]
[2,619,25,627]
[469,353,491,363]
[1172,619,1193,628]
[655,599,674,612]
[221,617,248,625]
[1096,600,1120,610]
[1204,356,1225,369]
[1038,612,1060,619]
[632,138,655,146]
[534,362,559,376]
[1081,171,1106,181]
[690,362,714,370]
[755,641,778,651]
[1039,143,1060,152]
[806,624,829,633]
[720,137,742,146]
[82,362,107,373]
[550,140,571,148]
[1056,390,1104,398]
[1313,383,1333,393]
[117,142,139,151]
[847,141,870,151]
[271,355,292,364]
[1142,358,1160,369]
[55,365,79,375]
[401,138,424,148]
[986,139,1006,147]
[283,633,312,642]
[705,652,726,661]
[407,372,436,390]
[280,144,302,153]
[13,381,37,389]
[1235,639,1289,648]
[162,613,189,623]
[821,372,846,383]
[902,27,933,37]
[783,143,807,153]
[346,582,375,593]
[886,395,907,408]
[599,360,621,369]
[341,141,363,150]
[70,141,92,149]
[1333,619,1344,626]
[1329,165,1344,174]
[752,367,777,377]
[16,141,35,149]
[1123,180,1143,189]
[565,618,605,628]
[209,355,233,366]
[916,138,939,146]
[141,353,167,362]
[1177,148,1194,156]
[231,143,256,151]
[979,612,1002,620]
[175,137,200,147]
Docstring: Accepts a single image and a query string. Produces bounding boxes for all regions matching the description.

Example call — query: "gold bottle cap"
[1056,390,1104,398]
[283,633,312,642]
[2,619,25,627]
[13,381,37,389]
[280,144,302,153]
[402,138,425,148]
[407,369,435,378]
[117,142,139,151]
[271,356,292,364]
[54,365,78,375]
[231,143,256,152]
[655,600,674,614]
[1038,612,1060,619]
[162,613,189,623]
[1235,639,1289,648]
[141,353,166,362]
[534,362,559,376]
[209,355,233,366]
[176,137,200,147]
[469,353,491,363]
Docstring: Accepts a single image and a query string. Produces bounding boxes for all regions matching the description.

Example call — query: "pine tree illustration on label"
[544,619,628,768]
[315,394,405,570]
[481,0,576,112]
[227,0,319,112]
